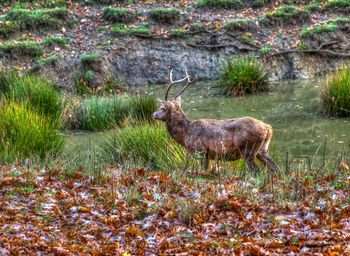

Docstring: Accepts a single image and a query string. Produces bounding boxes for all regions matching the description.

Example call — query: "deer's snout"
[152,112,160,120]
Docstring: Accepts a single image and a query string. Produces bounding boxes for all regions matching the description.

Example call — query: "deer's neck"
[166,112,190,146]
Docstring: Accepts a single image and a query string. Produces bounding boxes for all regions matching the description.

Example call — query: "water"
[140,80,349,161]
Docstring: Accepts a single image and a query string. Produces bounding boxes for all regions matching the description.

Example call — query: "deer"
[152,69,279,173]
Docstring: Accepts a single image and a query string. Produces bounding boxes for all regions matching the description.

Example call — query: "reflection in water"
[141,80,349,159]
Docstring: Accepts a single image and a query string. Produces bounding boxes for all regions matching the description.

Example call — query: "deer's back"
[184,117,271,154]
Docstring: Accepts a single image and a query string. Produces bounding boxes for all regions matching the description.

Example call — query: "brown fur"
[152,100,279,172]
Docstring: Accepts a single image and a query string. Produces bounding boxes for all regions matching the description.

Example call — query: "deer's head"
[152,69,196,122]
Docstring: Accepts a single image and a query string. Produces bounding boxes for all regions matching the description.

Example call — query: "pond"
[140,79,349,164]
[66,79,349,168]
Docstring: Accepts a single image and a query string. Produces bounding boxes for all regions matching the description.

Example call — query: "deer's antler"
[165,69,196,101]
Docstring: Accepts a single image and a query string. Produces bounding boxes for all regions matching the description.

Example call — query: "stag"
[152,70,279,173]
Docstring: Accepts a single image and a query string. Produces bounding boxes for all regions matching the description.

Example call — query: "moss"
[148,8,181,24]
[102,7,136,23]
[111,24,150,36]
[239,33,254,44]
[170,28,187,38]
[196,0,242,9]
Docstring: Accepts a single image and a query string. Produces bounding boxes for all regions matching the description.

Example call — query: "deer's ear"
[175,96,182,105]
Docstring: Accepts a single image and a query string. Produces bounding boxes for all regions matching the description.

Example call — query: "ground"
[0,165,349,255]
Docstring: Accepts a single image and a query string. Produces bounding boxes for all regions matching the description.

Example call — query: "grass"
[100,123,185,170]
[36,53,61,65]
[111,24,150,36]
[0,102,64,162]
[40,37,67,47]
[325,0,350,9]
[196,0,242,9]
[321,66,350,117]
[5,74,61,118]
[80,53,102,65]
[63,95,157,131]
[170,28,187,38]
[0,41,43,57]
[2,7,68,35]
[260,46,273,54]
[102,7,135,23]
[261,5,310,25]
[300,18,350,37]
[219,56,269,96]
[224,19,250,32]
[148,8,181,24]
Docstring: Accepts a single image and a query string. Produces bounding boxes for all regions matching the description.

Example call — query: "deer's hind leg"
[257,151,279,172]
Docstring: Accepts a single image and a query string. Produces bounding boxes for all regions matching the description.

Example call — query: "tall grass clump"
[322,66,350,117]
[0,69,19,94]
[63,95,157,131]
[101,123,185,170]
[9,75,61,118]
[219,56,269,96]
[0,102,64,162]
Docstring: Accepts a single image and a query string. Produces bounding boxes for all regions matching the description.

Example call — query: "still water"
[141,79,349,161]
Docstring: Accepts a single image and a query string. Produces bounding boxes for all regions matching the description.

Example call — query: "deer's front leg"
[183,152,190,173]
[203,152,209,170]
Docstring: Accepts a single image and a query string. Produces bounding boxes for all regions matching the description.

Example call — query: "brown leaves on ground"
[0,165,349,255]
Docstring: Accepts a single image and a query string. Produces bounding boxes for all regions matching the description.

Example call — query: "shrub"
[219,56,269,96]
[196,0,242,9]
[0,102,64,162]
[9,75,61,118]
[0,41,43,57]
[321,66,350,117]
[148,8,181,24]
[101,123,185,170]
[102,7,135,23]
